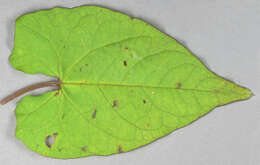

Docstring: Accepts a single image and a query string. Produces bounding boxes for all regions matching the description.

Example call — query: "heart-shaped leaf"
[6,6,251,158]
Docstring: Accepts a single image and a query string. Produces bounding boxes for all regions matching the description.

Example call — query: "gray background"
[0,0,259,165]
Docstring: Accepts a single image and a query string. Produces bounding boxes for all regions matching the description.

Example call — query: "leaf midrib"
[60,81,238,95]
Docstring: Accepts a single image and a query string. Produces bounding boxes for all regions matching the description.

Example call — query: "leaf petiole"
[0,80,61,105]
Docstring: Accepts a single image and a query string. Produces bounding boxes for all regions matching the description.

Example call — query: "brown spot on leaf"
[92,110,97,119]
[177,82,182,89]
[121,46,129,52]
[58,148,62,152]
[85,64,88,67]
[80,67,82,72]
[112,100,118,108]
[93,105,97,109]
[61,114,65,120]
[63,45,66,48]
[54,92,59,96]
[53,132,58,136]
[146,123,150,127]
[143,99,146,104]
[82,146,87,152]
[123,60,127,66]
[118,145,123,153]
[214,90,220,94]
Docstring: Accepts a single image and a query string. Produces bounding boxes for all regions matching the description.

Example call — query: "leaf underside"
[10,6,251,159]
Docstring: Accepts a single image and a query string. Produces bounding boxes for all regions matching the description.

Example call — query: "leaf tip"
[243,87,254,99]
[236,85,253,101]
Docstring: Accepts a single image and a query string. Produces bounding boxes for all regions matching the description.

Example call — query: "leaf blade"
[11,5,252,159]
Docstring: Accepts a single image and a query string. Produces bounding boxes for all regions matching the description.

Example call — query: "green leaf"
[9,6,251,159]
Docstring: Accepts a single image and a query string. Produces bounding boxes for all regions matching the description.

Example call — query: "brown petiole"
[0,80,61,105]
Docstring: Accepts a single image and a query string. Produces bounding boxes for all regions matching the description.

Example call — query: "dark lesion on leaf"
[81,146,87,152]
[61,113,65,120]
[54,91,59,96]
[214,90,220,94]
[58,148,62,152]
[85,63,88,67]
[80,67,82,72]
[63,45,66,48]
[129,89,134,94]
[143,99,146,104]
[92,109,97,119]
[177,82,182,89]
[121,45,129,52]
[118,145,123,153]
[123,60,127,66]
[112,100,118,108]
